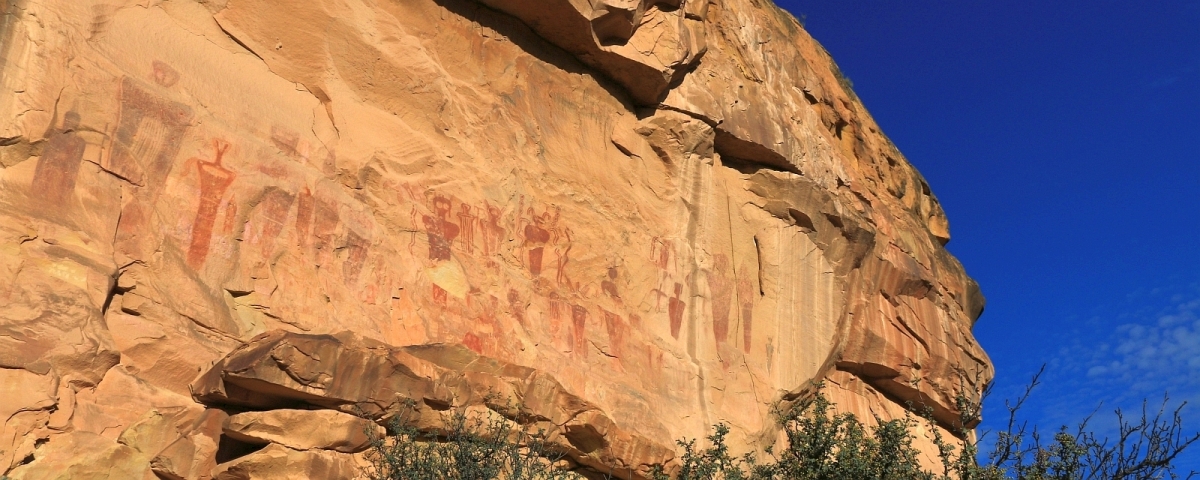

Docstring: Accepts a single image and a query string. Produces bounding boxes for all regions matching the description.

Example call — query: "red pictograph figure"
[709,254,733,343]
[602,309,625,360]
[221,196,239,235]
[110,77,193,198]
[270,125,302,158]
[601,267,621,301]
[555,227,574,288]
[311,199,340,261]
[187,140,235,268]
[522,206,557,276]
[571,304,588,358]
[508,289,526,326]
[463,333,484,354]
[422,194,460,262]
[462,293,500,355]
[668,282,685,339]
[251,188,295,257]
[151,60,180,87]
[343,230,370,285]
[480,201,506,259]
[457,204,477,254]
[294,187,314,248]
[650,237,675,311]
[765,337,775,372]
[549,292,568,330]
[31,111,86,206]
[737,265,756,353]
[422,194,460,305]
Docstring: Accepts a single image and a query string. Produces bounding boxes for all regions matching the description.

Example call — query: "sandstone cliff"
[0,0,992,478]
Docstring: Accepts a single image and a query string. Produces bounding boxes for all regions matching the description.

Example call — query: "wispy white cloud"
[980,282,1200,472]
[1083,296,1200,396]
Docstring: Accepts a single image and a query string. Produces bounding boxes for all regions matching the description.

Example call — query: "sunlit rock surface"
[0,0,990,477]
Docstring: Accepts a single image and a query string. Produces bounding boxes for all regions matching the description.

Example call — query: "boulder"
[211,444,357,480]
[223,409,381,454]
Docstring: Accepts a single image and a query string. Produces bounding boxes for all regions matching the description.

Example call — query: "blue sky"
[777,1,1200,471]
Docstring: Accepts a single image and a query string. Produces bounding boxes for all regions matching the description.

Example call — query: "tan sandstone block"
[6,432,155,480]
[211,443,357,480]
[223,409,382,453]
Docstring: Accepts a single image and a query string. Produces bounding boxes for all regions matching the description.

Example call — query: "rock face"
[0,0,991,478]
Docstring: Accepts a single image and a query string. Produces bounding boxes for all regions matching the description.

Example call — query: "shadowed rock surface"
[0,0,990,478]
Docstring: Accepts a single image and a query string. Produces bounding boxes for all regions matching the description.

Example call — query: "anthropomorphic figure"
[571,304,588,357]
[649,237,675,311]
[601,267,621,301]
[457,203,477,254]
[668,282,686,339]
[523,207,557,276]
[708,254,733,343]
[480,202,506,259]
[555,227,574,288]
[738,265,757,353]
[32,111,87,206]
[187,139,235,268]
[422,194,460,304]
[423,194,460,262]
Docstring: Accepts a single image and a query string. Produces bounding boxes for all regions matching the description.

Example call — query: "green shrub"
[362,403,582,480]
[648,387,940,480]
[646,371,1197,480]
[363,370,1198,480]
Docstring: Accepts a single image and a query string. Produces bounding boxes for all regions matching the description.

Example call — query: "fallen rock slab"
[211,443,357,480]
[193,330,675,478]
[223,409,382,454]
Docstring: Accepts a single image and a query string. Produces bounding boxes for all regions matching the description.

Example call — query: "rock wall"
[0,0,992,478]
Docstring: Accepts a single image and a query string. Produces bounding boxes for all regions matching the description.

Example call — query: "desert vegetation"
[364,370,1198,480]
[362,401,582,480]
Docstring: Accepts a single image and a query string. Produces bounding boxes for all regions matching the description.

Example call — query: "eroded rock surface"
[194,330,674,477]
[0,0,991,477]
[223,409,380,454]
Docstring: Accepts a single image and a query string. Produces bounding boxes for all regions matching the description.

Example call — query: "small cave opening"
[592,10,636,47]
[787,208,816,232]
[214,434,268,464]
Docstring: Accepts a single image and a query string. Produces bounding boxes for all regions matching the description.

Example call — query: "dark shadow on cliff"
[0,0,25,92]
[428,0,637,112]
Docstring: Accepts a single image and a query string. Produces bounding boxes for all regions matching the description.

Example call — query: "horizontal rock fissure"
[714,128,799,175]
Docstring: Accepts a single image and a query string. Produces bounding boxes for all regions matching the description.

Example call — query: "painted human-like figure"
[601,267,621,301]
[523,207,557,276]
[423,195,460,262]
[31,111,87,206]
[709,254,733,343]
[555,227,574,287]
[457,204,477,254]
[668,282,686,339]
[422,194,460,304]
[738,265,757,353]
[649,237,675,311]
[187,140,235,268]
[571,304,588,357]
[480,202,506,258]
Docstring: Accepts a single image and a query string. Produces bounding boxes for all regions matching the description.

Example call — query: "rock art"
[0,0,991,477]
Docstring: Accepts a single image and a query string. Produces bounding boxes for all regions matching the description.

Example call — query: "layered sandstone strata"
[0,0,991,478]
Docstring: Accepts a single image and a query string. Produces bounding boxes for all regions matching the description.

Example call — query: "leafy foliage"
[970,367,1199,480]
[649,389,938,480]
[362,402,581,480]
[649,374,1197,480]
[363,371,1198,480]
